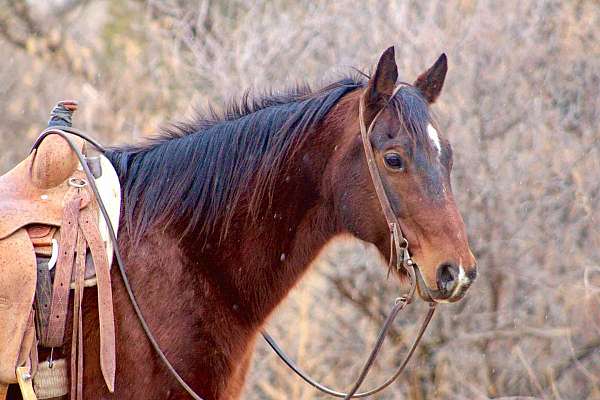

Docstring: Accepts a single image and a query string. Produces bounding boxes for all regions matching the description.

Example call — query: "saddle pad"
[0,229,36,384]
[70,154,121,288]
[90,155,120,267]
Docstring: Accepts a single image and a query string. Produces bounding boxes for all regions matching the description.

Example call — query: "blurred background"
[1,0,599,399]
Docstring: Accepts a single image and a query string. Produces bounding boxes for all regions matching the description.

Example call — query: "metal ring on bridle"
[398,237,409,249]
[395,296,408,305]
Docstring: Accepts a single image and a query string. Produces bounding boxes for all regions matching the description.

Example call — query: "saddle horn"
[31,100,85,189]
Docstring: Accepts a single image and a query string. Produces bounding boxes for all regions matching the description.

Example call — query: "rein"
[31,87,436,399]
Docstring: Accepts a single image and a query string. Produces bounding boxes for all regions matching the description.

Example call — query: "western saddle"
[0,102,121,400]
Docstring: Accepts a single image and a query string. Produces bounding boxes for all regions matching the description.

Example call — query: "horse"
[10,46,476,400]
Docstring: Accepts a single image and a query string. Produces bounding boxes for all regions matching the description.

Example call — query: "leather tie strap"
[45,189,83,347]
[70,232,86,400]
[78,204,116,392]
[43,181,116,395]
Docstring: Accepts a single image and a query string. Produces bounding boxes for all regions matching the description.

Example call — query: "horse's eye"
[383,153,404,170]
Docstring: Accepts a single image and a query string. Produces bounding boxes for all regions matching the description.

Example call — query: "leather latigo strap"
[78,203,116,392]
[70,233,86,400]
[36,127,206,399]
[44,188,83,347]
[34,257,53,341]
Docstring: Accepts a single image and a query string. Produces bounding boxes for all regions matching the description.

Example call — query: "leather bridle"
[262,86,437,398]
[31,86,437,399]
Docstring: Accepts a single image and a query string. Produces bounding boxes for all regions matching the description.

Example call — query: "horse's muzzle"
[415,264,476,303]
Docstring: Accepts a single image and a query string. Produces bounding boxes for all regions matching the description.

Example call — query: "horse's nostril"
[466,267,477,281]
[436,263,459,295]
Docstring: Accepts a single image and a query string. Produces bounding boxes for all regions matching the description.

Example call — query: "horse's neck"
[110,100,354,396]
[186,115,346,327]
[240,199,338,320]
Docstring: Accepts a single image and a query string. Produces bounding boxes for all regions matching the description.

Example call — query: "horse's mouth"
[428,279,472,303]
[414,265,474,303]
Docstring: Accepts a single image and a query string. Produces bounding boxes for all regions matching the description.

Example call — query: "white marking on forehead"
[427,124,441,155]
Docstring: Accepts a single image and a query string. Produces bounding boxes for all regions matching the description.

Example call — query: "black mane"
[105,76,365,242]
[105,76,436,243]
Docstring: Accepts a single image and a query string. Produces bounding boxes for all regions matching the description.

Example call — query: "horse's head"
[329,47,476,303]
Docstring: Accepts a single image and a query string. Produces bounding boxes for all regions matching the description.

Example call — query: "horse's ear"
[364,47,398,113]
[414,53,447,103]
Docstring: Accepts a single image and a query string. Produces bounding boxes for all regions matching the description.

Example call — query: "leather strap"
[29,333,37,380]
[45,189,82,347]
[358,89,420,295]
[78,204,116,392]
[17,311,36,376]
[263,300,436,398]
[34,257,53,343]
[358,94,402,239]
[70,232,86,400]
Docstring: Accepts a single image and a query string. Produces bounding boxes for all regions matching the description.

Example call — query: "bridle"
[261,86,437,398]
[31,88,437,399]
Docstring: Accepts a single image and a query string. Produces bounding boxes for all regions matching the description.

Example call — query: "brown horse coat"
[8,48,476,400]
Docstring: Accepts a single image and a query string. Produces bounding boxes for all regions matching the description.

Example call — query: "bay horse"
[14,47,477,399]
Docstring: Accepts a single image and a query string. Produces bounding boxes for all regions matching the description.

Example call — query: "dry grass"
[0,0,599,398]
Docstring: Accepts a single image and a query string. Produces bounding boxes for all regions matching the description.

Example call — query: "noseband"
[34,87,437,399]
[261,86,437,398]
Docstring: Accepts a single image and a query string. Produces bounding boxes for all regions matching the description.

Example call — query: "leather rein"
[30,86,436,399]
